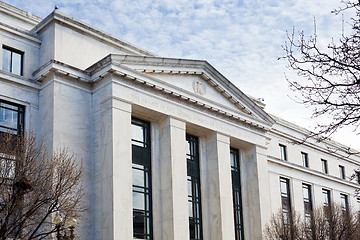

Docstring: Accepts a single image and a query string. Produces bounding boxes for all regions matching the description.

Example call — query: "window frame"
[280,177,292,224]
[340,193,349,212]
[302,183,313,226]
[322,188,331,207]
[131,118,153,240]
[230,147,244,240]
[0,99,25,135]
[2,46,24,76]
[321,159,328,174]
[339,165,345,180]
[301,152,309,168]
[279,144,287,161]
[186,134,203,240]
[356,171,360,184]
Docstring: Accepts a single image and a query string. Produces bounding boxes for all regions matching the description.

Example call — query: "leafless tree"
[264,203,360,240]
[0,131,85,239]
[283,0,360,145]
[263,210,303,240]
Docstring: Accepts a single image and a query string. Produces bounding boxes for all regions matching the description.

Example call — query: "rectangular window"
[321,159,328,174]
[301,152,309,168]
[132,118,152,239]
[2,46,23,76]
[322,189,331,206]
[340,194,349,212]
[0,99,24,135]
[356,171,360,184]
[280,177,291,223]
[357,198,360,212]
[302,184,312,226]
[339,165,345,179]
[279,144,287,161]
[186,134,202,240]
[230,148,244,240]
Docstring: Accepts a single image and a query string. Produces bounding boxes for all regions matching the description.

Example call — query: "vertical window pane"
[302,183,312,229]
[133,192,145,210]
[279,145,287,161]
[132,124,145,147]
[186,134,202,240]
[11,52,22,75]
[280,180,289,196]
[2,48,11,72]
[303,185,310,201]
[339,165,345,179]
[302,152,308,167]
[132,118,152,239]
[280,178,291,224]
[321,159,328,174]
[231,148,244,240]
[322,189,331,206]
[132,167,145,187]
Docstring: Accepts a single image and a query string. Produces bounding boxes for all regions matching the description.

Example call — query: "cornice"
[0,21,41,44]
[268,155,360,189]
[33,59,89,83]
[0,70,40,91]
[269,115,360,161]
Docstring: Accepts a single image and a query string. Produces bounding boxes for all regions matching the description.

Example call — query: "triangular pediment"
[87,54,275,130]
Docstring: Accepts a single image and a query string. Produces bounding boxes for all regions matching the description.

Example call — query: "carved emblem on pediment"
[192,79,206,95]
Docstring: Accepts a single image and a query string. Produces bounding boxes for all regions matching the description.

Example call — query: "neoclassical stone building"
[1,2,360,239]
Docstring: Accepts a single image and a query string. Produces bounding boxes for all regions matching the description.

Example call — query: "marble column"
[204,132,235,240]
[156,117,189,240]
[94,97,132,240]
[241,145,270,239]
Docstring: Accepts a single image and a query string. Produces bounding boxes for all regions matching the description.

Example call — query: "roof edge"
[31,10,158,57]
[270,114,360,156]
[0,1,42,25]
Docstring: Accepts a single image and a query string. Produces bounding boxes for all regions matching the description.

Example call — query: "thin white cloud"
[3,0,358,148]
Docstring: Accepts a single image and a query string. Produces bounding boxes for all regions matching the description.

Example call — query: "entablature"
[33,55,275,132]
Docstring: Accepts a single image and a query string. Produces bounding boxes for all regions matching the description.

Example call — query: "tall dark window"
[357,198,360,213]
[279,144,287,161]
[339,165,345,179]
[0,100,24,135]
[231,148,244,240]
[321,159,328,174]
[132,118,152,239]
[302,184,312,226]
[301,152,309,168]
[280,177,291,223]
[186,134,202,240]
[322,189,331,207]
[356,171,360,184]
[2,46,23,76]
[0,100,24,238]
[340,194,349,212]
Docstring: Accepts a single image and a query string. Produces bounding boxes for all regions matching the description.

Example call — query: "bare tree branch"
[0,131,85,239]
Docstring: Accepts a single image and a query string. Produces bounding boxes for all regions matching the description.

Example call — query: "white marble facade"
[1,2,360,240]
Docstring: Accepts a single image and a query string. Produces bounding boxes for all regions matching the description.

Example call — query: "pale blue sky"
[5,0,358,148]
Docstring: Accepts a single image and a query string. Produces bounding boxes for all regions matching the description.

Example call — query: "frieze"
[116,75,267,135]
